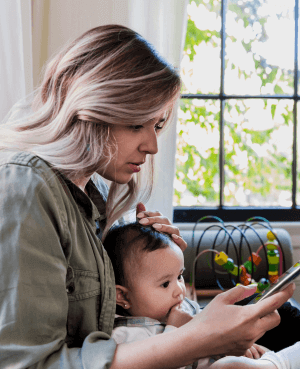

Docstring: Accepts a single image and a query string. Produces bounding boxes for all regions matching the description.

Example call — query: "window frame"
[174,0,300,223]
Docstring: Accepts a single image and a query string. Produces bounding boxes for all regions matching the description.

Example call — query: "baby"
[103,222,270,368]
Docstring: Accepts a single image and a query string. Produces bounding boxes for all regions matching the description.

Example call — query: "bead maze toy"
[190,216,286,301]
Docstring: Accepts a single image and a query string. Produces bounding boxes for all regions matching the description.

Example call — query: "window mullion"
[219,0,227,208]
[293,0,299,207]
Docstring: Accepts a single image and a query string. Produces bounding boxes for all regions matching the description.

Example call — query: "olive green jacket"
[0,151,117,368]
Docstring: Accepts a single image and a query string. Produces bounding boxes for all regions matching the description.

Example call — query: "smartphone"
[247,261,300,305]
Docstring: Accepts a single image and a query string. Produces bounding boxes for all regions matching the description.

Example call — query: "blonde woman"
[0,25,294,369]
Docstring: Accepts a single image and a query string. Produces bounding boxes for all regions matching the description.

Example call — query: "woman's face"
[97,115,165,184]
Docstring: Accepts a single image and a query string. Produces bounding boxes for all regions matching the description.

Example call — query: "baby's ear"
[116,285,130,309]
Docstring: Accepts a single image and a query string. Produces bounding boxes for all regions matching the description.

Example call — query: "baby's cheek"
[181,282,187,297]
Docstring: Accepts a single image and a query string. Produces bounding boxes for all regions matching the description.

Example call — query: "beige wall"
[31,0,130,87]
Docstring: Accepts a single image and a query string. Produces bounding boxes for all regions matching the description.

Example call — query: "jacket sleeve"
[0,163,116,369]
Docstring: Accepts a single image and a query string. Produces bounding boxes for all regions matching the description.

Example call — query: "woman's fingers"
[136,202,146,215]
[170,233,187,251]
[253,283,295,319]
[189,283,294,357]
[136,204,187,251]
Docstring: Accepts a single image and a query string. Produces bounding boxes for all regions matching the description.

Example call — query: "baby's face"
[126,242,186,322]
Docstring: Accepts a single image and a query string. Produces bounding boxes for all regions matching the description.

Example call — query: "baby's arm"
[209,356,277,369]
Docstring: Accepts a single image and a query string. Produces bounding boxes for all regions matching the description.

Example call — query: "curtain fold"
[0,0,33,122]
[127,0,189,221]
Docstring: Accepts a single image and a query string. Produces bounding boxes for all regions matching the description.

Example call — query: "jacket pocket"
[66,267,101,345]
[66,268,101,301]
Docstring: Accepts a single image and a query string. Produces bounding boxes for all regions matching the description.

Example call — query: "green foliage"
[175,0,294,207]
[184,18,220,62]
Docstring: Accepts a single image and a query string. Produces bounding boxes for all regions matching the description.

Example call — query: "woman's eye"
[155,125,163,131]
[162,281,169,288]
[130,125,143,131]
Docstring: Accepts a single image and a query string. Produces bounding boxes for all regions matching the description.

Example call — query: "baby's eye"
[178,274,184,281]
[162,281,170,288]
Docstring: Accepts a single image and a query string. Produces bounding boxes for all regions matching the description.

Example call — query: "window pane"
[181,0,221,95]
[174,99,220,207]
[224,99,293,206]
[225,0,294,96]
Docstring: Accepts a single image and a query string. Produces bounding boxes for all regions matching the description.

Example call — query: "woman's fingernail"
[136,213,145,219]
[172,234,179,240]
[152,223,162,229]
[139,218,149,224]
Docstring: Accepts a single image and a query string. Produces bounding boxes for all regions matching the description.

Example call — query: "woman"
[0,24,294,368]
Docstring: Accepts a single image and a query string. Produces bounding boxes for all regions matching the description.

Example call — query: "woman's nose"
[139,129,158,155]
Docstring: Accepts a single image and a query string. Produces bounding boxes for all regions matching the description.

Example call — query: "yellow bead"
[268,271,278,276]
[267,231,277,241]
[215,251,228,266]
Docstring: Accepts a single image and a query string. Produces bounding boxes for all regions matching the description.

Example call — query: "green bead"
[244,261,257,274]
[223,258,235,271]
[257,278,270,292]
[269,264,279,272]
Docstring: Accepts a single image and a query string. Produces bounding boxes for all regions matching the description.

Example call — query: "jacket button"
[66,283,75,294]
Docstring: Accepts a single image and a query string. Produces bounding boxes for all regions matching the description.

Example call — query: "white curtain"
[127,0,189,221]
[0,0,33,122]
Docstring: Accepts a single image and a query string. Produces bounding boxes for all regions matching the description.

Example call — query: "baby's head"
[104,222,186,322]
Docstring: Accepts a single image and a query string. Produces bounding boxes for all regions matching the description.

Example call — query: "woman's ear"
[116,285,131,309]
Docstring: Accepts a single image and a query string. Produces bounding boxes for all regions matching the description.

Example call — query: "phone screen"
[247,261,300,305]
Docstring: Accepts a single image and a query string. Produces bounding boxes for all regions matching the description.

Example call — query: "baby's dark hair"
[103,222,174,286]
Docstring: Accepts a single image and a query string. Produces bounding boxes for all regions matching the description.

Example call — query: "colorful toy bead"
[240,274,251,285]
[229,265,239,276]
[244,260,257,274]
[268,263,279,272]
[214,251,228,266]
[223,258,235,272]
[267,230,277,242]
[268,270,278,276]
[269,274,279,284]
[250,252,262,266]
[239,265,251,285]
[257,278,270,292]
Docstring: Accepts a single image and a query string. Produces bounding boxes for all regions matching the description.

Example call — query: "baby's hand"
[209,356,277,369]
[165,303,193,328]
[244,344,270,359]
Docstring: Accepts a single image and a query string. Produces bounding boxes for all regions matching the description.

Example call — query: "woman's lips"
[128,163,141,173]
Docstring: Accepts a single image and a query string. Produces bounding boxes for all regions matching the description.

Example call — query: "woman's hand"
[136,202,187,251]
[181,283,295,358]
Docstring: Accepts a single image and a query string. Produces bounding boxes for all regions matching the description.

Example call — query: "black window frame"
[174,0,300,223]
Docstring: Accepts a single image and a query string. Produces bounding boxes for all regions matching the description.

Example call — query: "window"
[173,0,300,223]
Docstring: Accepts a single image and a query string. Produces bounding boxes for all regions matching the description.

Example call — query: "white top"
[260,342,300,369]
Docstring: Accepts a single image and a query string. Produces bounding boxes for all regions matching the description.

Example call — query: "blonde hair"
[0,25,181,238]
